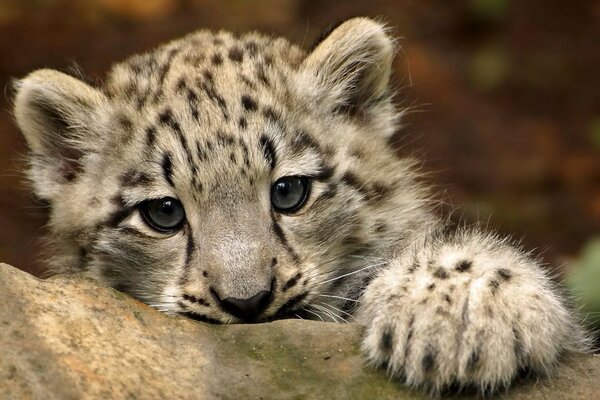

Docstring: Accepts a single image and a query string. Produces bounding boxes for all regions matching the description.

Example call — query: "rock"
[0,263,597,399]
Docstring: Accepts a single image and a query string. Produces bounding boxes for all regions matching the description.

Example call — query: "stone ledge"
[0,262,597,399]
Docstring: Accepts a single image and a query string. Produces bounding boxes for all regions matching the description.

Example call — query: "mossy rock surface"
[0,263,597,399]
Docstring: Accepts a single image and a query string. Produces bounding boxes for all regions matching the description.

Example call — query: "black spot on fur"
[196,141,207,161]
[282,272,302,292]
[216,130,235,147]
[408,262,420,273]
[202,69,214,82]
[497,268,512,281]
[240,75,257,90]
[443,294,452,304]
[110,193,125,207]
[256,65,270,87]
[290,130,322,155]
[241,95,258,111]
[175,77,187,92]
[259,135,276,170]
[374,221,387,233]
[186,89,200,121]
[340,171,363,191]
[433,268,449,280]
[467,348,480,371]
[162,153,175,187]
[107,202,134,228]
[380,328,394,355]
[119,170,152,187]
[198,76,229,119]
[314,163,335,181]
[427,283,436,291]
[245,40,259,56]
[202,271,209,278]
[513,325,526,362]
[158,109,182,133]
[181,311,221,324]
[350,147,365,159]
[262,107,280,123]
[489,279,500,294]
[422,348,437,373]
[455,260,472,272]
[404,315,415,362]
[238,116,248,130]
[185,230,195,268]
[435,306,450,316]
[271,212,300,263]
[228,46,244,62]
[77,246,89,270]
[118,115,134,143]
[211,53,223,65]
[145,126,157,147]
[272,292,308,319]
[183,294,209,307]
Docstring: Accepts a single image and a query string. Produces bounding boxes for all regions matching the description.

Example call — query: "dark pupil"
[147,198,184,229]
[272,177,306,211]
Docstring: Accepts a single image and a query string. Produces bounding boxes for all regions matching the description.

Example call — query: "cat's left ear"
[299,17,395,120]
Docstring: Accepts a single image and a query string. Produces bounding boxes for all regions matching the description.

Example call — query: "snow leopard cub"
[13,17,586,394]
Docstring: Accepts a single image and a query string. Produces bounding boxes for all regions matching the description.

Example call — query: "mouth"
[178,290,311,324]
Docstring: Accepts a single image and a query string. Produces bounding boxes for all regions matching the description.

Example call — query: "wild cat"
[13,17,586,394]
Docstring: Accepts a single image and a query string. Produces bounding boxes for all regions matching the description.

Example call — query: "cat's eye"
[271,176,311,213]
[140,197,186,232]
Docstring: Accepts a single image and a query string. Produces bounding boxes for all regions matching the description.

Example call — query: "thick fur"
[13,18,586,394]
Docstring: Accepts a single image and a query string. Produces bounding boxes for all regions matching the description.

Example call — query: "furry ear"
[300,18,395,118]
[13,69,108,201]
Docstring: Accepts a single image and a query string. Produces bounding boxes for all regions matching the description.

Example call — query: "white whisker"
[304,308,325,322]
[319,302,356,323]
[318,294,361,303]
[317,261,387,286]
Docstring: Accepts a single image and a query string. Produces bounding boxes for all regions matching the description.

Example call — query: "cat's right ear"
[13,69,109,201]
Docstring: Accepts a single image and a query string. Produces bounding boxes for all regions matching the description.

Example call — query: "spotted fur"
[13,18,587,395]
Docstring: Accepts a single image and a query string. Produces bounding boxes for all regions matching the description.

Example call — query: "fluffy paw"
[357,231,582,394]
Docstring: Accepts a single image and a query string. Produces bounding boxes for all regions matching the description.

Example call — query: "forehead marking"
[259,135,276,170]
[162,153,175,187]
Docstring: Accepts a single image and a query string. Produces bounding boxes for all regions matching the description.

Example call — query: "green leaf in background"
[588,118,600,150]
[568,237,600,330]
[470,46,510,91]
[469,0,509,21]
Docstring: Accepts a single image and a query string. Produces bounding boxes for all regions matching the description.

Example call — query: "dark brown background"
[1,0,599,277]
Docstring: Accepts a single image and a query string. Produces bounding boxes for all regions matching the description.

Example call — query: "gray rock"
[0,262,597,399]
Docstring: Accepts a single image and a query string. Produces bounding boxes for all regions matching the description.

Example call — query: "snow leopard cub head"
[13,18,432,323]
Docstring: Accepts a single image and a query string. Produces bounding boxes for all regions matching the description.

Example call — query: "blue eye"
[140,197,186,232]
[271,177,310,213]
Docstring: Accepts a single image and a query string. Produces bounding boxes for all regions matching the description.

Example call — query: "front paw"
[357,241,579,393]
[361,293,519,393]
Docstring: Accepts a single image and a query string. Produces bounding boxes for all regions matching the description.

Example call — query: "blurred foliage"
[568,237,600,333]
[589,119,600,150]
[469,45,509,90]
[468,0,509,21]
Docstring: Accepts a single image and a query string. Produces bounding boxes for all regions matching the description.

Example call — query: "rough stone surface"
[0,262,597,400]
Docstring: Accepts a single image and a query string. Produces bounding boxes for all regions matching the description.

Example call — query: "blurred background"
[0,0,598,324]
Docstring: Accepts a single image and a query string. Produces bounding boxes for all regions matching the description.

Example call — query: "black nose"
[216,290,273,321]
